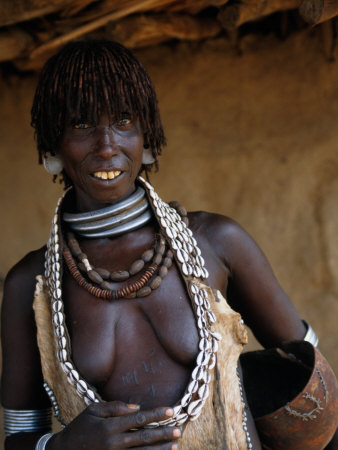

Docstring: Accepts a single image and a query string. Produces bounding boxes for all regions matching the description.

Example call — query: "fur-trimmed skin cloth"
[33,275,249,449]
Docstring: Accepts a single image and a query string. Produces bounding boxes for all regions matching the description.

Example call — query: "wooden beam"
[217,0,301,30]
[14,12,221,71]
[60,0,96,17]
[0,0,74,27]
[57,0,207,26]
[30,0,173,59]
[29,0,175,60]
[299,0,338,24]
[205,0,230,5]
[164,0,211,14]
[107,13,222,48]
[59,0,148,21]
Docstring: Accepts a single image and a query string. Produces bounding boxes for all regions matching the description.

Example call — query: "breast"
[62,269,199,407]
[140,269,200,364]
[100,301,196,407]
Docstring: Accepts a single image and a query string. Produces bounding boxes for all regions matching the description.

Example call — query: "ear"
[142,147,155,165]
[43,152,64,175]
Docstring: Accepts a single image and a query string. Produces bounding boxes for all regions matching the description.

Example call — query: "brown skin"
[1,112,309,449]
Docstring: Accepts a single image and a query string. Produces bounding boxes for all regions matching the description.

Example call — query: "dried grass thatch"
[0,0,337,71]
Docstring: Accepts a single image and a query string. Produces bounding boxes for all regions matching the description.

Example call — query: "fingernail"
[165,408,174,417]
[173,428,181,438]
[127,403,140,410]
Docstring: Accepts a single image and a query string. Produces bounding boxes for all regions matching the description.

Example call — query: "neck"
[72,183,137,213]
[63,186,153,239]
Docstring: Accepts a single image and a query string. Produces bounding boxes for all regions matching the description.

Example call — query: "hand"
[48,401,180,450]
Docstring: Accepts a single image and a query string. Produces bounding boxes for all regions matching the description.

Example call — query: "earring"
[43,152,63,175]
[142,147,155,165]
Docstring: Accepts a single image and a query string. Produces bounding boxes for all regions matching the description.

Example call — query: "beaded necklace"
[64,229,175,299]
[45,177,222,427]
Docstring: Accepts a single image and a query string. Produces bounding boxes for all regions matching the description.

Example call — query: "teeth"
[93,170,121,180]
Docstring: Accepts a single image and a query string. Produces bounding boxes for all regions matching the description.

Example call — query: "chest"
[60,225,230,406]
[62,262,202,403]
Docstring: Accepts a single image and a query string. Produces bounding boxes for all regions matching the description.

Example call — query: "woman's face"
[58,112,144,211]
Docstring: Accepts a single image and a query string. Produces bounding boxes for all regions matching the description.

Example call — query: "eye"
[73,122,91,129]
[115,113,134,128]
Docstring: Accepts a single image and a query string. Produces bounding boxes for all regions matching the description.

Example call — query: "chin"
[82,185,136,210]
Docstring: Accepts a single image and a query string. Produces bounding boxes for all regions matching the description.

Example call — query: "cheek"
[58,152,85,186]
[60,151,78,175]
[58,139,87,170]
[130,136,144,166]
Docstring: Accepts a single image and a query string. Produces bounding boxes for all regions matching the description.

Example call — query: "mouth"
[92,170,122,181]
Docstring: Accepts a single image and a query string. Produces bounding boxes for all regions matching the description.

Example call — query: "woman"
[1,40,336,449]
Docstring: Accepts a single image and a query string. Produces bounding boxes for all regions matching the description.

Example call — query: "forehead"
[61,75,140,124]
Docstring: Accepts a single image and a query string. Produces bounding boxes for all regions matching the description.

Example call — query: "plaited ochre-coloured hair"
[31,39,166,185]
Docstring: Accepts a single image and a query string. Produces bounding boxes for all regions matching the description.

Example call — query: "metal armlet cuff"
[302,319,319,347]
[35,432,55,450]
[3,407,52,437]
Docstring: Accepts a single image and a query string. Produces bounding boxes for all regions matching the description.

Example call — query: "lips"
[92,170,122,180]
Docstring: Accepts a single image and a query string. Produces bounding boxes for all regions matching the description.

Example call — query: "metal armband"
[302,320,319,348]
[3,407,52,437]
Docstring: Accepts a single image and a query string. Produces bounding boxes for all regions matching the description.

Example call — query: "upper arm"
[223,219,306,347]
[193,213,306,348]
[1,249,50,409]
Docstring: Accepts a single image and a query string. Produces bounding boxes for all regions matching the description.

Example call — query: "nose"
[94,126,118,160]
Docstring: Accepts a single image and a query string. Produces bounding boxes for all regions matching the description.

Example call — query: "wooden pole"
[217,0,301,30]
[299,0,338,24]
[29,0,175,59]
[205,0,230,5]
[109,14,221,48]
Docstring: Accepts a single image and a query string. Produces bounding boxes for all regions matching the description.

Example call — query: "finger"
[132,443,179,450]
[120,426,181,447]
[87,401,140,418]
[114,407,175,432]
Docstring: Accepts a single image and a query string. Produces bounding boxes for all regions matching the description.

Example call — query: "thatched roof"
[1,0,338,71]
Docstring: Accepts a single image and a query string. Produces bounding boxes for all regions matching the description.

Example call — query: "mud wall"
[1,28,338,381]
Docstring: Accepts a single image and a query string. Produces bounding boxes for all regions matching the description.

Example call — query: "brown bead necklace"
[63,242,159,300]
[63,200,188,300]
[64,232,173,300]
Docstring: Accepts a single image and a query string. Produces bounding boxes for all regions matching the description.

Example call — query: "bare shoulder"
[2,246,46,321]
[5,246,46,280]
[187,210,255,263]
[187,210,243,237]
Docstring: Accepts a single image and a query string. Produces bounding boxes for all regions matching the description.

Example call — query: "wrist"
[36,433,55,450]
[45,430,67,450]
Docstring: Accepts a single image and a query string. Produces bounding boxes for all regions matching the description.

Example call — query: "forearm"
[5,431,54,450]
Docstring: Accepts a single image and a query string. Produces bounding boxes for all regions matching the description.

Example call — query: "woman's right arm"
[1,249,51,449]
[1,250,180,450]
